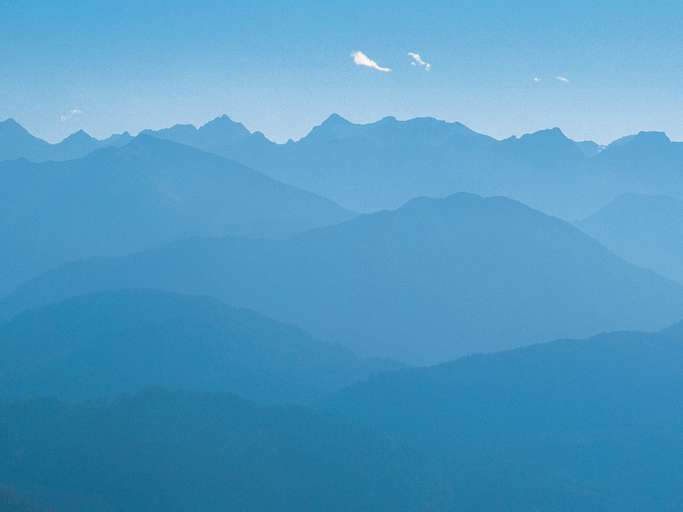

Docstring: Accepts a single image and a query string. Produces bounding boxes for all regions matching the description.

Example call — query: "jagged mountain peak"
[60,129,96,144]
[519,126,570,142]
[200,114,250,134]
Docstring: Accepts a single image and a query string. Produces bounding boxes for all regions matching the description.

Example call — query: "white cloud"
[555,75,570,83]
[60,108,84,122]
[533,76,541,83]
[408,52,431,71]
[351,51,391,73]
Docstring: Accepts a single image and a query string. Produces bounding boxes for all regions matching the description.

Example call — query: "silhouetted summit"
[0,118,31,138]
[0,118,52,161]
[0,119,129,162]
[594,130,683,183]
[141,115,253,151]
[303,113,357,142]
[608,130,671,148]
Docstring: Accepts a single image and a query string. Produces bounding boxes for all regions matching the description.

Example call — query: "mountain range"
[2,111,682,511]
[4,115,682,220]
[195,116,681,219]
[1,319,681,511]
[0,118,132,162]
[3,193,682,364]
[0,135,351,295]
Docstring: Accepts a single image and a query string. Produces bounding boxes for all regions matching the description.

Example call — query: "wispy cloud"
[408,52,431,71]
[60,108,84,122]
[555,75,570,83]
[351,51,391,73]
[533,76,541,83]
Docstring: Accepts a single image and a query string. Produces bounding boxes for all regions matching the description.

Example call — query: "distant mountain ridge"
[0,290,394,403]
[140,114,259,150]
[579,193,683,283]
[0,118,132,162]
[5,115,680,219]
[143,114,591,215]
[3,192,683,364]
[0,135,353,295]
[135,114,683,218]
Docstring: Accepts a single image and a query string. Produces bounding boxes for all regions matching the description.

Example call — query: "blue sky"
[1,0,681,143]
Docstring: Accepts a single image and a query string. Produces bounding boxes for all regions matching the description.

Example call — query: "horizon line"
[1,114,679,147]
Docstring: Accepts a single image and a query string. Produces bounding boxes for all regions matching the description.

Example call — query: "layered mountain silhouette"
[2,113,682,511]
[6,116,680,220]
[0,118,132,162]
[0,389,443,512]
[140,114,683,218]
[4,193,683,364]
[146,115,589,216]
[579,193,683,283]
[323,324,683,510]
[0,290,394,403]
[0,135,352,294]
[140,114,270,154]
[1,311,681,511]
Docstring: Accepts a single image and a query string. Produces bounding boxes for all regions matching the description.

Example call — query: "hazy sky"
[1,0,681,144]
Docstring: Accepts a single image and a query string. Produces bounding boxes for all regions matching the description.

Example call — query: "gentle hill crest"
[0,290,393,403]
